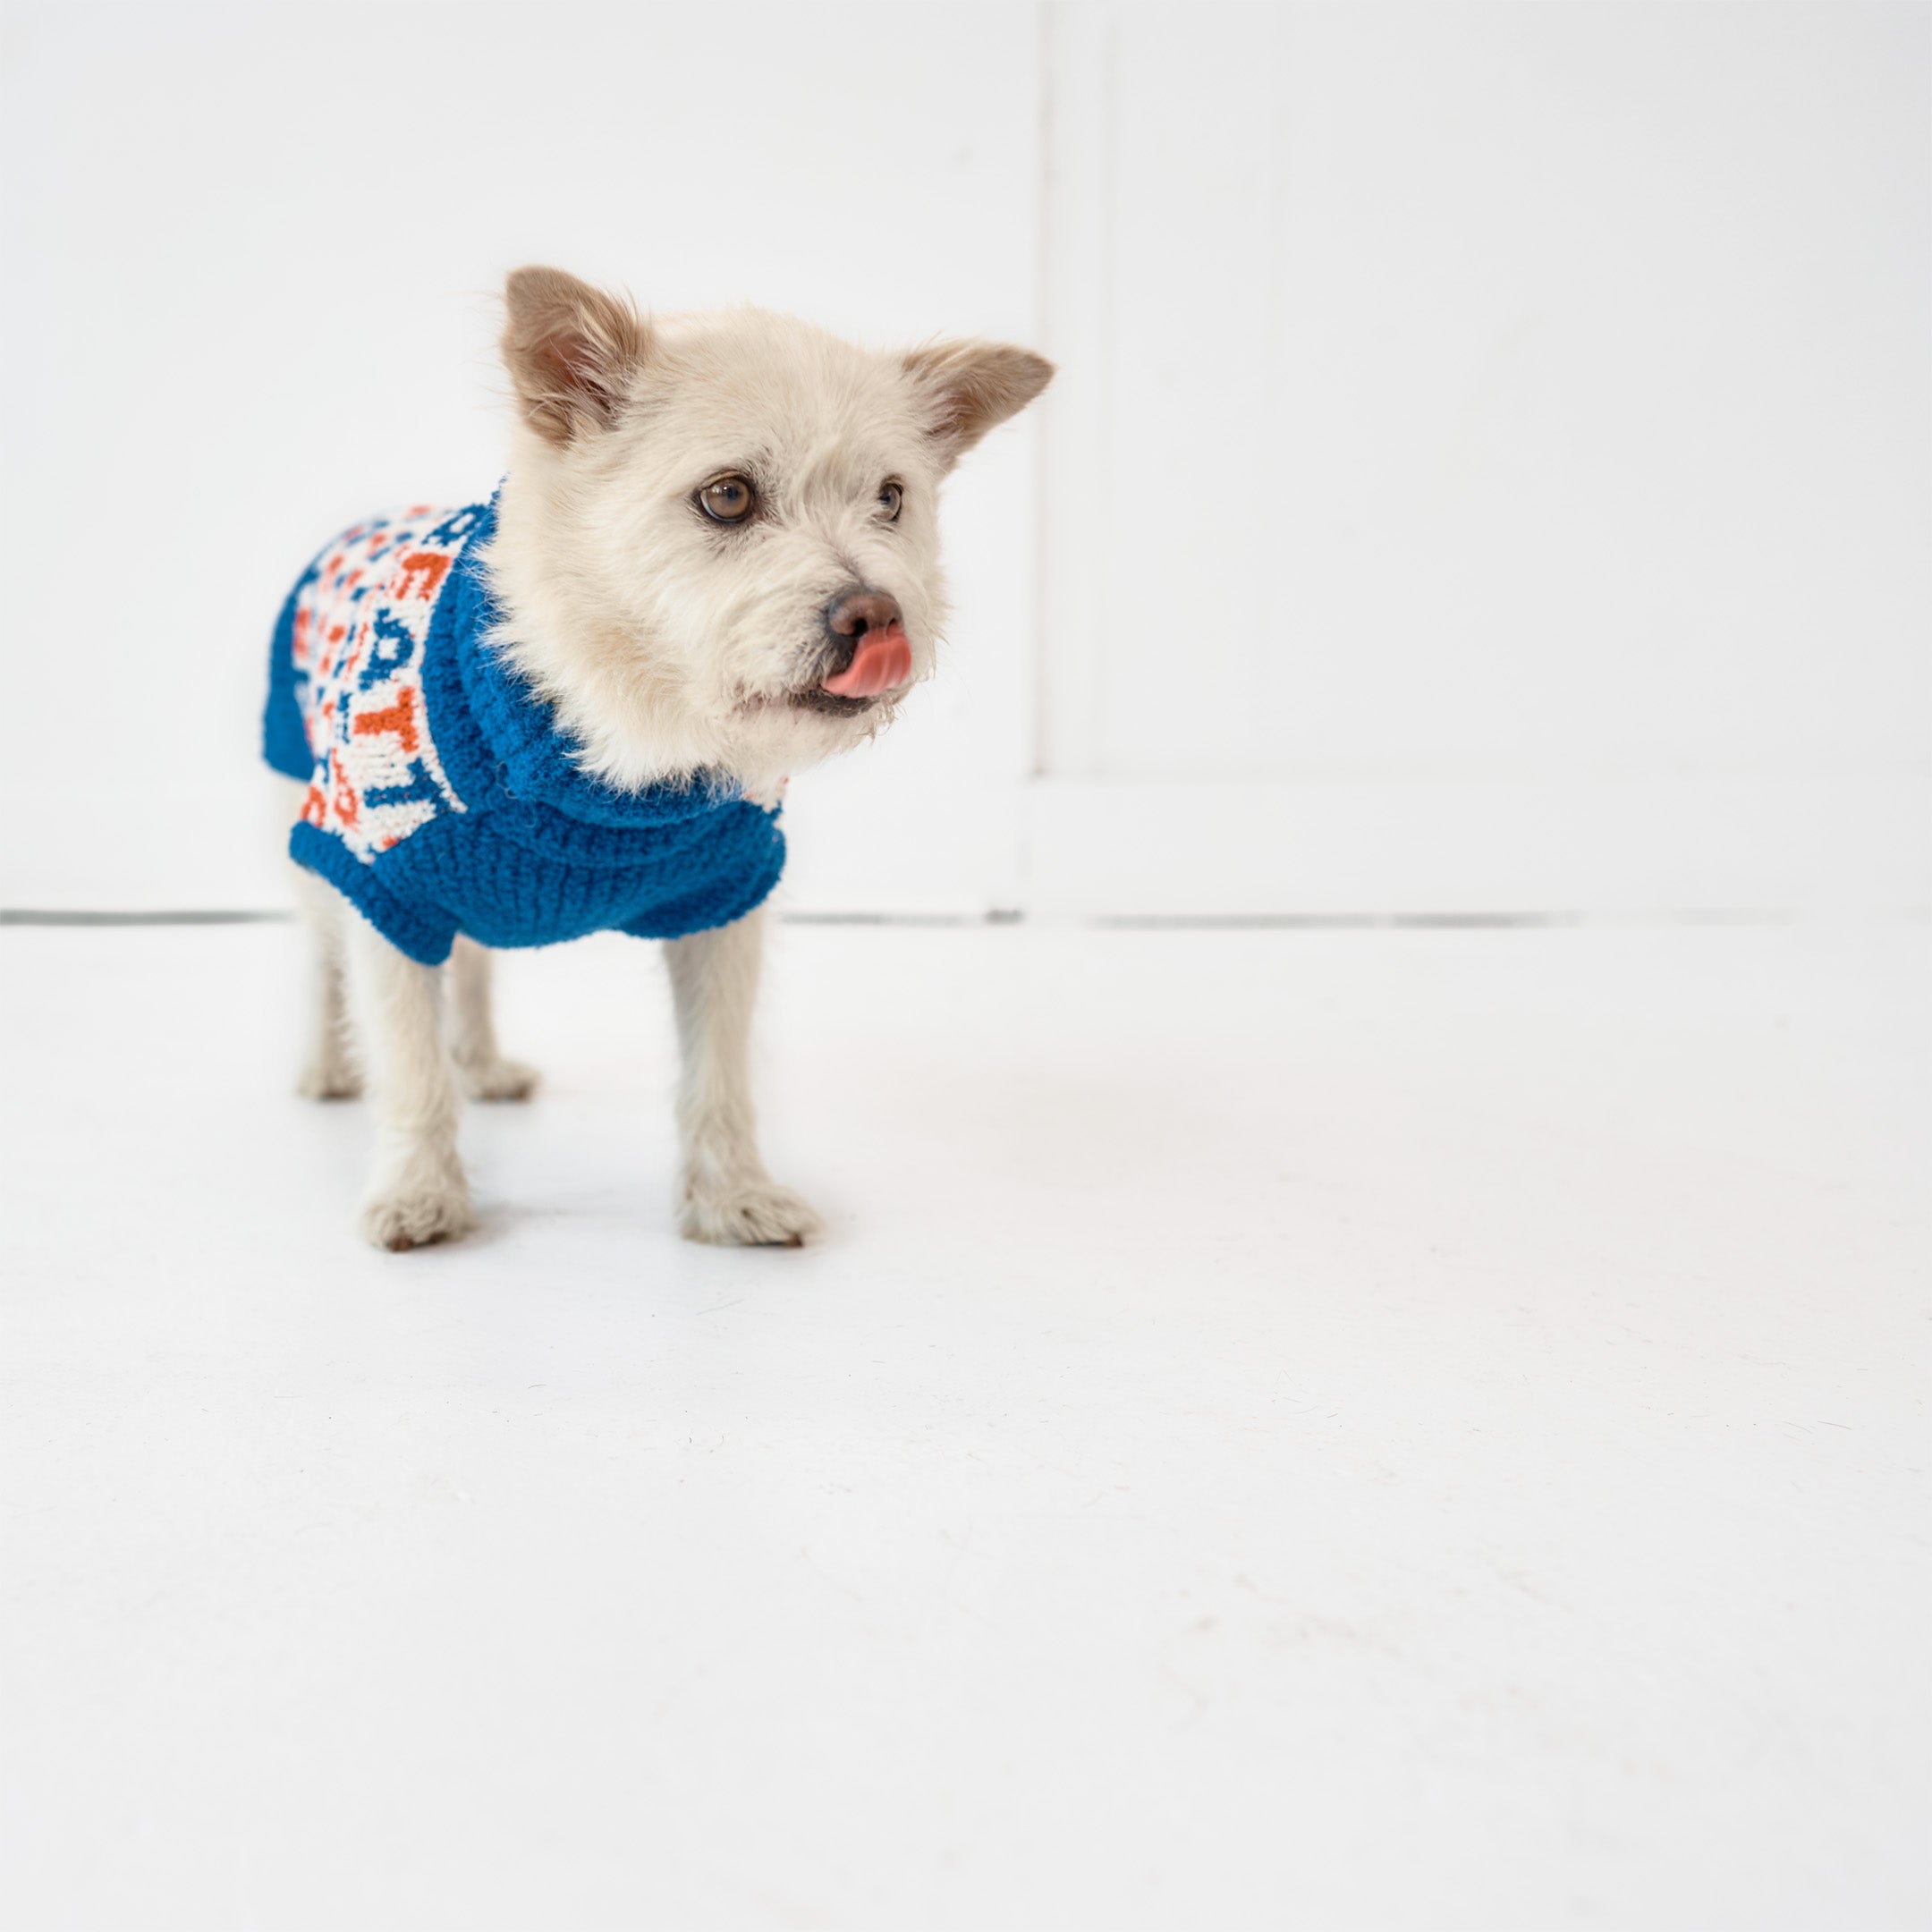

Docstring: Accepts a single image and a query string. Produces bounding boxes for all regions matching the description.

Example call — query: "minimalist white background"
[3,1,1925,914]
[1034,0,1930,915]
[4,12,1930,1929]
[0,0,1044,913]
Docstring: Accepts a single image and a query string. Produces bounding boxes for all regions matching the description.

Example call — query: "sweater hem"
[617,838,786,941]
[263,580,317,781]
[289,822,458,967]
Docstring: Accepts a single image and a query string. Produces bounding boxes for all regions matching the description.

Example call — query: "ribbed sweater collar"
[431,492,740,830]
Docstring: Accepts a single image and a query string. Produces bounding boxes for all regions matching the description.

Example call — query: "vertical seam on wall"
[1027,2,1116,911]
[1030,3,1115,784]
[1028,0,1056,804]
[1014,0,1058,911]
[1095,9,1116,783]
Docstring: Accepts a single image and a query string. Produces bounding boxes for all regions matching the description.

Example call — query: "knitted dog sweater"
[262,496,785,965]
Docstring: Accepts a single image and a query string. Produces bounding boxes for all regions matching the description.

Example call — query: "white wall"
[4,3,1927,917]
[0,1,1042,913]
[1034,1,1929,915]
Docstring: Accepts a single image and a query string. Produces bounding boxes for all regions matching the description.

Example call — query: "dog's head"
[484,267,1053,794]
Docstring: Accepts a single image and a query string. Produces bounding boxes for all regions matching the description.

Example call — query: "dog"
[267,266,1052,1250]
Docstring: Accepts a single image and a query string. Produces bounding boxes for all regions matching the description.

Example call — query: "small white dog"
[267,267,1051,1250]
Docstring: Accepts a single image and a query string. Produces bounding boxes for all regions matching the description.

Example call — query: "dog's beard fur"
[484,274,1053,796]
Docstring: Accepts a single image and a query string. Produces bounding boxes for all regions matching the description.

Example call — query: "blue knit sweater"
[262,496,784,965]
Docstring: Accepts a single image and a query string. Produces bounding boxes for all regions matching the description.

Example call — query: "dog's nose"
[825,588,902,645]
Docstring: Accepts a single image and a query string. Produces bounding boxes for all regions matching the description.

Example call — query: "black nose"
[824,588,902,643]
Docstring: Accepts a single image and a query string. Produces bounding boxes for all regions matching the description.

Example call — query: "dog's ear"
[902,340,1055,470]
[502,266,651,446]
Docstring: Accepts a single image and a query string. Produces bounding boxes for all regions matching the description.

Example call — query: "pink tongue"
[822,623,912,698]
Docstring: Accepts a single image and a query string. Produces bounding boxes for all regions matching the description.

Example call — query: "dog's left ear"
[902,340,1055,470]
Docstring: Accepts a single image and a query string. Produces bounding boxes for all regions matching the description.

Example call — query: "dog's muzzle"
[808,588,911,709]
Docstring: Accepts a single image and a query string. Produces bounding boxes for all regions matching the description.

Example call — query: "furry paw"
[680,1179,824,1248]
[360,1164,476,1252]
[459,1055,540,1102]
[296,1055,362,1100]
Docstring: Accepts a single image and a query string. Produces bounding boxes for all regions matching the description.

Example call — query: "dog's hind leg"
[342,910,476,1251]
[447,936,540,1101]
[664,906,823,1247]
[292,868,362,1098]
[275,777,361,1099]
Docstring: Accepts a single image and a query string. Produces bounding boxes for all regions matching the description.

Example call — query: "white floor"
[2,918,1928,1931]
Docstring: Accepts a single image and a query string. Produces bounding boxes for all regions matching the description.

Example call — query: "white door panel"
[4,4,1925,917]
[1033,3,1928,912]
[0,2,1042,911]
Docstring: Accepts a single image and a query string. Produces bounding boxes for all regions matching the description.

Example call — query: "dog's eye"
[698,475,756,524]
[877,480,903,521]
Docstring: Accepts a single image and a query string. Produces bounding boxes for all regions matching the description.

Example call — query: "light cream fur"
[487,279,1046,793]
[283,269,1051,1250]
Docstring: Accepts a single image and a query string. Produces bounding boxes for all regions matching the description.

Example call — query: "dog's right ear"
[502,267,651,446]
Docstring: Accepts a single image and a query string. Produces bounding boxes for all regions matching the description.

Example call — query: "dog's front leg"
[341,911,477,1251]
[664,907,823,1247]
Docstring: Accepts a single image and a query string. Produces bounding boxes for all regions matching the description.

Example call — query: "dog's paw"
[360,1165,476,1252]
[296,1055,362,1100]
[459,1055,540,1103]
[680,1179,824,1248]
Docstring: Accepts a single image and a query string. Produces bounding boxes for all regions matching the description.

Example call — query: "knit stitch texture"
[262,495,785,965]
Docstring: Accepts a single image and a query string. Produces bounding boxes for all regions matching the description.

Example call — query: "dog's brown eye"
[699,475,756,523]
[878,480,903,521]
